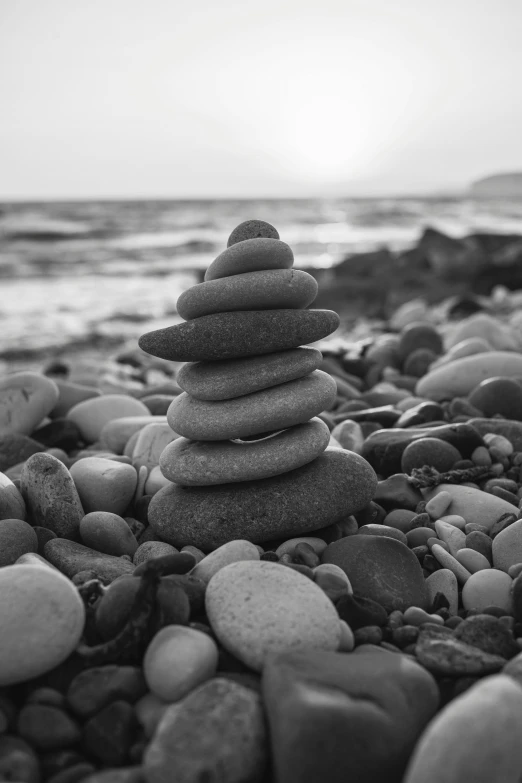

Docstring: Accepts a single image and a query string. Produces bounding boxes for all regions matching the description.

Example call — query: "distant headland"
[470,173,522,197]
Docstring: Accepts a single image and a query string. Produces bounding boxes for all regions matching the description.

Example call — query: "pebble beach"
[3,217,522,783]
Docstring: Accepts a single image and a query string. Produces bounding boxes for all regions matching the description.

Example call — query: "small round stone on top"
[227,219,279,246]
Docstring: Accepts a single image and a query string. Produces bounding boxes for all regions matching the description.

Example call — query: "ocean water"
[1,196,522,357]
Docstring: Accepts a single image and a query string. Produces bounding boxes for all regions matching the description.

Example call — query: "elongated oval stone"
[160,418,331,485]
[148,450,378,551]
[20,453,84,540]
[167,371,337,440]
[139,310,339,363]
[204,238,293,281]
[416,352,522,401]
[177,347,322,401]
[177,269,318,320]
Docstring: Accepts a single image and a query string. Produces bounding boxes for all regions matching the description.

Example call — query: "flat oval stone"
[43,539,135,583]
[404,675,522,783]
[67,396,151,444]
[20,453,84,540]
[227,219,279,246]
[0,564,85,685]
[322,535,429,612]
[0,372,59,437]
[424,484,518,532]
[70,458,137,516]
[160,419,330,485]
[204,237,293,281]
[416,352,522,401]
[177,269,317,320]
[148,450,377,551]
[139,309,340,363]
[177,347,322,401]
[168,371,336,441]
[205,560,341,671]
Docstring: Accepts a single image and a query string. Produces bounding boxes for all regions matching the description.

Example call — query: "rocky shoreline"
[2,221,522,781]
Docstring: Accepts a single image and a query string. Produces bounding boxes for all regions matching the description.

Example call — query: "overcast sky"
[1,0,521,199]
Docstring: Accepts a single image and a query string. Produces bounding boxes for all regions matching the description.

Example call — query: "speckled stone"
[43,539,135,583]
[227,219,279,246]
[322,535,429,612]
[176,347,322,401]
[20,453,84,540]
[138,309,340,363]
[205,237,292,281]
[149,450,377,551]
[144,678,266,783]
[160,419,330,485]
[0,372,59,437]
[167,371,336,441]
[404,675,522,783]
[177,268,318,320]
[205,561,340,671]
[414,634,506,677]
[454,615,519,659]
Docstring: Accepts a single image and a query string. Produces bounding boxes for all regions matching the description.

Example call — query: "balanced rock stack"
[139,220,377,551]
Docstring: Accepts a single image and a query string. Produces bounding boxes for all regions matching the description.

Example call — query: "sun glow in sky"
[1,0,522,199]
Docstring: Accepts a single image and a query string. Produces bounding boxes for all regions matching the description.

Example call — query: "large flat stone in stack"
[176,347,322,400]
[148,449,378,551]
[138,309,340,362]
[167,370,337,440]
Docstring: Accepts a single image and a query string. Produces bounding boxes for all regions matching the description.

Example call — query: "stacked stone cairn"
[139,220,377,551]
